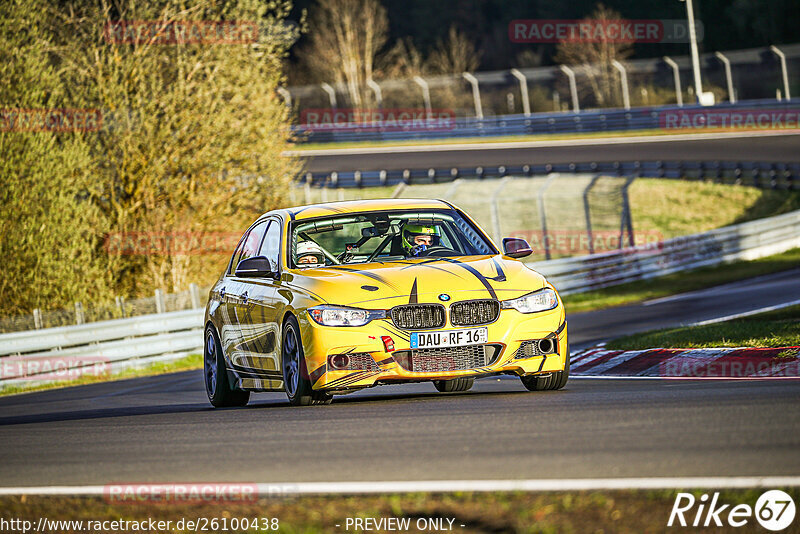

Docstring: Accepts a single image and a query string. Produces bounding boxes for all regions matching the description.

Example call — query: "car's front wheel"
[433,377,474,392]
[520,346,570,391]
[204,326,250,408]
[281,315,333,406]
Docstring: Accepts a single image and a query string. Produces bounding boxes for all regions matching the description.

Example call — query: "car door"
[229,218,281,376]
[226,219,270,369]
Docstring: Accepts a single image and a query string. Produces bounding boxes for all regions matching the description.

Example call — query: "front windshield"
[289,209,496,268]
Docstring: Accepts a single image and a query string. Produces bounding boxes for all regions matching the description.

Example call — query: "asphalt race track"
[1,269,799,487]
[297,132,800,173]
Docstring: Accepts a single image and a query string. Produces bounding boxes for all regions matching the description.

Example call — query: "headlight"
[308,305,386,327]
[500,288,558,314]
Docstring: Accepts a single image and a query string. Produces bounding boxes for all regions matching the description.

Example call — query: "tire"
[433,377,474,392]
[520,345,570,392]
[204,326,250,408]
[281,315,333,406]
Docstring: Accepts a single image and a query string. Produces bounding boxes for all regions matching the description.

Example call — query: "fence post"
[538,173,559,260]
[190,283,201,309]
[33,308,42,330]
[611,60,631,110]
[714,52,736,103]
[155,289,165,314]
[769,45,791,101]
[510,69,531,116]
[582,175,602,255]
[320,82,337,109]
[620,176,636,248]
[413,77,432,116]
[490,177,512,244]
[115,296,126,318]
[276,87,292,110]
[75,302,85,325]
[462,72,483,119]
[663,56,683,107]
[559,65,580,112]
[366,78,383,109]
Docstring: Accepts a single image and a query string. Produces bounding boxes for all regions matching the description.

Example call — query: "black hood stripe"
[408,278,418,304]
[438,258,497,300]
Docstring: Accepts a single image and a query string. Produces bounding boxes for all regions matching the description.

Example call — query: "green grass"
[562,247,800,314]
[0,353,202,397]
[607,305,800,351]
[3,489,793,533]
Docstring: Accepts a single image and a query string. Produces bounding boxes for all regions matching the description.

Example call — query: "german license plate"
[410,327,488,349]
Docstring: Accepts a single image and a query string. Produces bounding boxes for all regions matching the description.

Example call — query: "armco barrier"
[529,209,800,294]
[294,99,800,144]
[1,210,798,387]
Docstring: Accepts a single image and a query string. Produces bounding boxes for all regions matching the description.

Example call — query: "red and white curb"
[571,345,800,378]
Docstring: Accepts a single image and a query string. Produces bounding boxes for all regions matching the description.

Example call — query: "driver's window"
[229,220,268,275]
[259,220,281,273]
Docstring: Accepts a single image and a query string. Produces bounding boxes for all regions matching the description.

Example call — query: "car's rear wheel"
[433,377,474,392]
[281,316,333,406]
[204,326,250,408]
[520,345,570,392]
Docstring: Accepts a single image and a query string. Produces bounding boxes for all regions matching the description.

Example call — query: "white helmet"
[296,241,325,266]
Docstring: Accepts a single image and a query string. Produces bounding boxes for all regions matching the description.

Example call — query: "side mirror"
[502,237,532,259]
[235,256,275,278]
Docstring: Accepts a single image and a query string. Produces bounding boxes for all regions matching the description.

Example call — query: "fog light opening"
[538,338,554,354]
[329,354,351,370]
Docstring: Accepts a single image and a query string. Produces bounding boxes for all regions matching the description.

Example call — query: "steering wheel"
[412,245,454,257]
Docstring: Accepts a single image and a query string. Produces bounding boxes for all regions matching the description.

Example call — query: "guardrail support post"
[510,69,531,116]
[190,283,201,309]
[663,56,683,107]
[611,60,631,110]
[33,308,42,329]
[320,83,338,110]
[413,76,432,116]
[155,289,165,314]
[366,78,383,109]
[490,177,512,244]
[462,72,484,119]
[559,65,580,112]
[714,52,736,103]
[769,45,791,101]
[582,175,602,255]
[75,302,84,325]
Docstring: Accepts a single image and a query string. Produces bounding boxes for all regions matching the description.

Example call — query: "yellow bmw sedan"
[203,198,568,407]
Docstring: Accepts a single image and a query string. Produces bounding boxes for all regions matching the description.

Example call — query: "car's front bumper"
[299,305,568,391]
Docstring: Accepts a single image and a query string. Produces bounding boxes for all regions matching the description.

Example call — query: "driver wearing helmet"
[402,224,439,257]
[296,240,325,266]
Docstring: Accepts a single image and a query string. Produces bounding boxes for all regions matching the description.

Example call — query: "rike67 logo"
[668,490,796,531]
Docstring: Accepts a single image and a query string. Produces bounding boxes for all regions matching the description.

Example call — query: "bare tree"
[554,4,633,108]
[300,0,389,107]
[426,26,480,75]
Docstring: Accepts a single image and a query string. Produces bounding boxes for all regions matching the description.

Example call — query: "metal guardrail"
[300,161,800,190]
[294,99,800,144]
[530,209,800,294]
[1,209,798,388]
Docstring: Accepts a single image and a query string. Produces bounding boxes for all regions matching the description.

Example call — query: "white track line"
[643,269,800,306]
[285,130,800,157]
[690,298,800,326]
[2,477,800,496]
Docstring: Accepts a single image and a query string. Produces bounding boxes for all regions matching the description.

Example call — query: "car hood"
[284,255,548,308]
